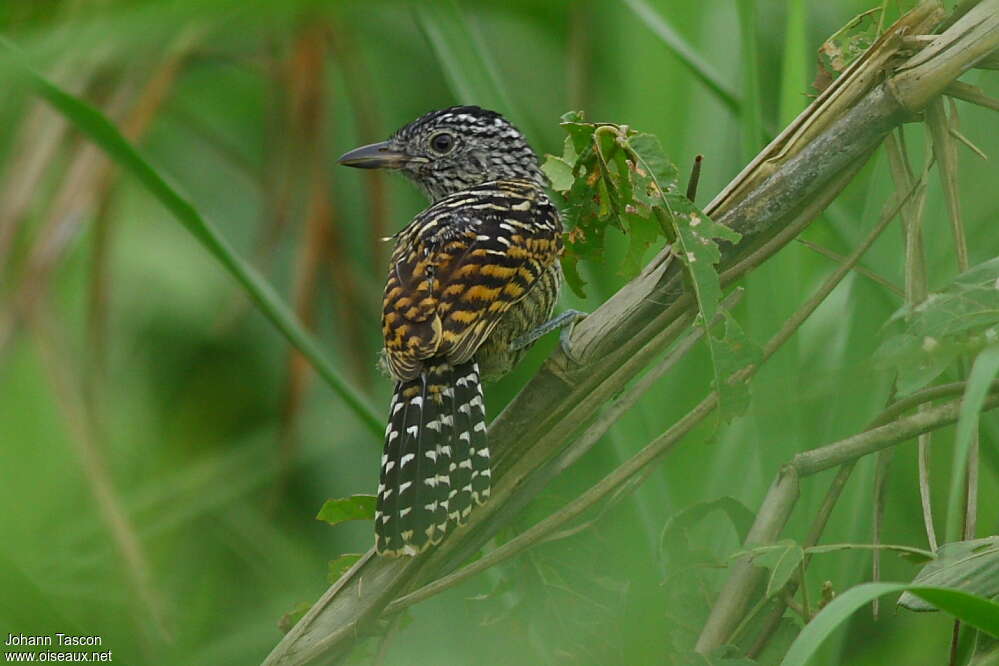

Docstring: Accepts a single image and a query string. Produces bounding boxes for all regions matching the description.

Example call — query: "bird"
[338,106,569,556]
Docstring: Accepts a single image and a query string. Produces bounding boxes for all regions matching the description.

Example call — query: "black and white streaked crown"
[382,106,546,202]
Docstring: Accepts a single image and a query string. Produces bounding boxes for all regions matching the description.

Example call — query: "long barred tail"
[375,360,490,556]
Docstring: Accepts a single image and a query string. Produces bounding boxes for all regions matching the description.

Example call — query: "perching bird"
[338,106,569,556]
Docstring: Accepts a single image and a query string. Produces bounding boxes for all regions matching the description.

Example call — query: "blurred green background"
[0,0,996,664]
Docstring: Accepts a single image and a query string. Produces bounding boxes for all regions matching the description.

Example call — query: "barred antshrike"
[338,106,570,556]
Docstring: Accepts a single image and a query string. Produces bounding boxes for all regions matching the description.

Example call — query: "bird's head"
[337,106,545,202]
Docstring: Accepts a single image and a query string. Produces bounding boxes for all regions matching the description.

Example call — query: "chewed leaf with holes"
[877,256,999,394]
[653,196,756,418]
[813,7,881,92]
[545,111,755,417]
[541,111,682,297]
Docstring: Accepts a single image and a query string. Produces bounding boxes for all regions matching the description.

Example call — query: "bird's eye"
[429,132,455,154]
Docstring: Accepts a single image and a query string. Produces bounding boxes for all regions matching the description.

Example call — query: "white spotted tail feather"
[375,360,490,557]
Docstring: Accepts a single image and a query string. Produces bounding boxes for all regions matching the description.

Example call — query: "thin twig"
[748,461,857,658]
[949,127,988,159]
[885,129,938,554]
[798,557,810,622]
[944,81,999,112]
[795,238,904,297]
[686,154,703,203]
[872,448,894,619]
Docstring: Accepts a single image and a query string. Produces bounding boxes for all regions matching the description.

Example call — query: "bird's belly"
[474,262,561,382]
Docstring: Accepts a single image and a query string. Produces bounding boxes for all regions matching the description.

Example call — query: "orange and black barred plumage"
[339,107,563,556]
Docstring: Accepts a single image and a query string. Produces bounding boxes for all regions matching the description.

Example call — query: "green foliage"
[544,112,759,416]
[948,345,999,542]
[877,257,999,394]
[542,111,680,296]
[814,7,882,89]
[899,537,999,612]
[751,539,806,600]
[659,497,755,565]
[327,554,364,583]
[277,601,312,634]
[739,540,936,601]
[316,495,377,526]
[781,582,999,666]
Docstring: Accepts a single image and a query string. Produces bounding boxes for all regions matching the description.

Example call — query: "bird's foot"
[511,310,588,363]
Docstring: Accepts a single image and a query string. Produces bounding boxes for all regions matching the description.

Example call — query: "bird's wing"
[382,182,561,381]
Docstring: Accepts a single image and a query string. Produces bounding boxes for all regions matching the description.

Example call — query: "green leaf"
[875,332,966,395]
[624,125,754,418]
[814,7,881,92]
[612,146,635,209]
[650,194,751,417]
[780,582,999,666]
[877,256,999,394]
[947,345,999,543]
[0,37,384,439]
[659,496,756,565]
[560,247,588,299]
[900,537,999,612]
[278,601,312,635]
[327,554,364,584]
[316,495,377,526]
[744,539,805,599]
[627,132,679,189]
[542,155,575,192]
[620,213,661,278]
[708,310,763,417]
[561,118,599,158]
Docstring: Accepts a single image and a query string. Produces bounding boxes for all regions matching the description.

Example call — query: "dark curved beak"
[336,141,408,169]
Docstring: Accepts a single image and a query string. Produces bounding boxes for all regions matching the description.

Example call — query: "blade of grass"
[945,344,999,544]
[781,582,999,666]
[737,0,764,162]
[885,128,938,554]
[414,0,525,132]
[779,0,808,127]
[0,37,383,438]
[794,238,903,297]
[621,0,740,113]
